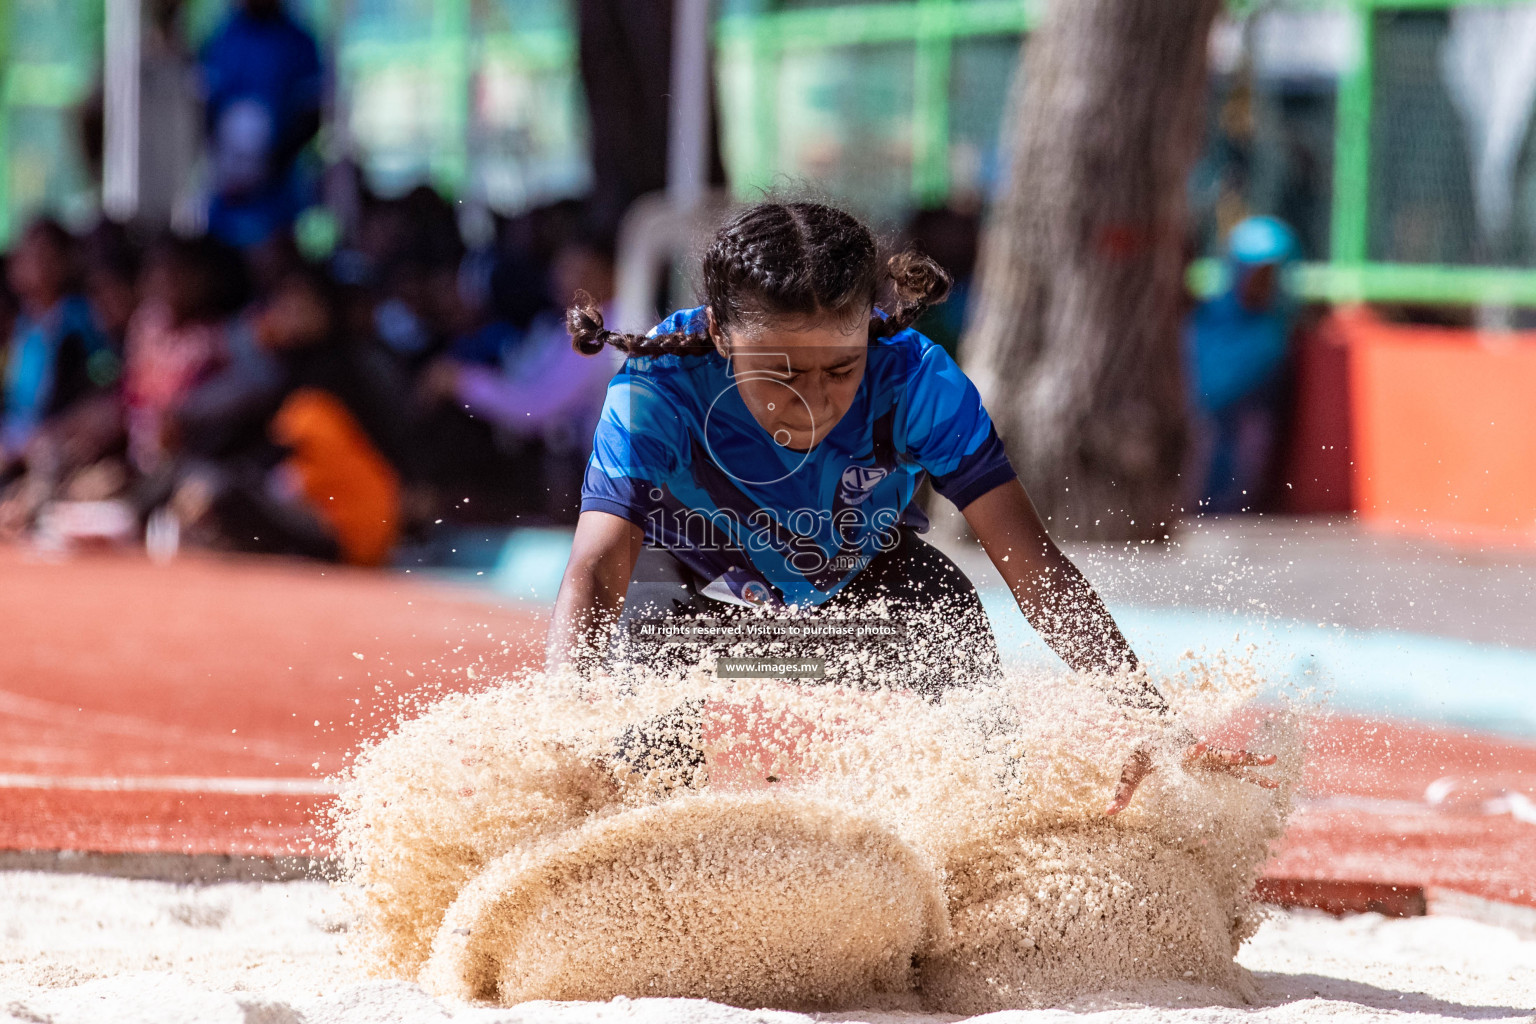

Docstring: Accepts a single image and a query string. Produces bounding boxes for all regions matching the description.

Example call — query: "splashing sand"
[331,655,1299,1013]
[421,792,946,1008]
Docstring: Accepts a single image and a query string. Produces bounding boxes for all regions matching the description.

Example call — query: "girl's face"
[712,308,869,452]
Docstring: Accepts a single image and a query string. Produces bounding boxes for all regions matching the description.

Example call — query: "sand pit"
[329,655,1305,1014]
[2,871,1534,1022]
[421,792,945,1008]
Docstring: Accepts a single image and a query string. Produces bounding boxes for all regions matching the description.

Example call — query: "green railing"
[0,0,102,242]
[1192,258,1536,305]
[720,0,1536,308]
[6,0,1536,310]
[716,0,1039,207]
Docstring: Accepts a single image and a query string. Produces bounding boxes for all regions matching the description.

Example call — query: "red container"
[1334,306,1536,547]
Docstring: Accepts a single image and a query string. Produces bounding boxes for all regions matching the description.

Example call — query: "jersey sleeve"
[902,337,1017,509]
[580,369,685,526]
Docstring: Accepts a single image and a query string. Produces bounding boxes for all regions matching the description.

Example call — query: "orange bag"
[270,388,400,566]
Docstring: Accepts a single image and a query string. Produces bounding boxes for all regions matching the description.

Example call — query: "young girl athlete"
[547,201,1274,813]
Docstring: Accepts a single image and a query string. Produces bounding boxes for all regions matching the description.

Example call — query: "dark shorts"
[609,527,1001,695]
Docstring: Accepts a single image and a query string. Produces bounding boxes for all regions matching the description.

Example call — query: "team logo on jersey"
[838,465,888,505]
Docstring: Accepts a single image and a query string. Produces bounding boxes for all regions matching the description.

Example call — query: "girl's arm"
[961,478,1165,711]
[960,478,1277,813]
[545,510,645,673]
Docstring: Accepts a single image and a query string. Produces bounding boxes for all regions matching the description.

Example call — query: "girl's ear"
[705,307,731,359]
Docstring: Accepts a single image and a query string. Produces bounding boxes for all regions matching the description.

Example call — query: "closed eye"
[783,362,860,383]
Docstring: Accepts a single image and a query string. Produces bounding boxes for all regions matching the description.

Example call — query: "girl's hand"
[1104,741,1278,815]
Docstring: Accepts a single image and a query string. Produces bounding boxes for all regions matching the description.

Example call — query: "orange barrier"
[1335,307,1536,547]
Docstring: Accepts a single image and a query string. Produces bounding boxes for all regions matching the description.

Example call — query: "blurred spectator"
[358,188,467,378]
[124,234,246,477]
[200,0,322,248]
[267,387,399,565]
[256,268,415,477]
[1184,215,1299,513]
[0,220,122,536]
[1,219,115,471]
[443,242,516,369]
[423,234,621,522]
[174,265,403,566]
[372,256,444,369]
[81,221,141,351]
[488,199,588,333]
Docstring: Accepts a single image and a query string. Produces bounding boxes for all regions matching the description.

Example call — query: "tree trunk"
[961,0,1219,542]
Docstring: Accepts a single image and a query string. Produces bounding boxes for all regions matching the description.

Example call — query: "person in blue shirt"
[1,219,113,468]
[549,201,1273,811]
[199,0,323,248]
[1185,216,1299,513]
[0,219,118,537]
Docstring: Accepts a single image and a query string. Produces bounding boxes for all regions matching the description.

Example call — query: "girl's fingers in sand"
[1230,767,1282,789]
[1105,748,1154,815]
[1184,745,1273,769]
[1183,746,1280,789]
[1108,744,1279,813]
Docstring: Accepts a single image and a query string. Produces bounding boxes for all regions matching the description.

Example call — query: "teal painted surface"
[491,527,576,604]
[982,588,1536,740]
[465,527,1536,740]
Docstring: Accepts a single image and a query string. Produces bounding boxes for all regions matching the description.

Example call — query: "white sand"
[1,871,1533,1023]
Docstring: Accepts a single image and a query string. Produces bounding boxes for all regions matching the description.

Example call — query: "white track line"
[0,774,338,795]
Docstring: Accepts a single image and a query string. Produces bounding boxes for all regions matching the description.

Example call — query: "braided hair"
[566,201,952,358]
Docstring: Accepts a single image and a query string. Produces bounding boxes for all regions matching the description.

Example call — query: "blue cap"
[1227,216,1298,265]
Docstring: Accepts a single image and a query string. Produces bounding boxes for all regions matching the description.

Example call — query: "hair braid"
[870,248,953,339]
[565,291,714,357]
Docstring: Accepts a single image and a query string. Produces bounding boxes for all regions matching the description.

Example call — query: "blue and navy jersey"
[581,307,1015,607]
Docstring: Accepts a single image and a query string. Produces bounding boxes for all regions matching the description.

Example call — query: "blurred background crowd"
[0,0,995,568]
[1,0,1532,567]
[0,185,630,565]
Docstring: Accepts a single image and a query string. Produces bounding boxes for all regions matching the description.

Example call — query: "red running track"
[1271,714,1536,908]
[1,546,1532,907]
[0,547,543,857]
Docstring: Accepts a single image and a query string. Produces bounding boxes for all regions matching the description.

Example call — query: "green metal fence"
[719,0,1536,307]
[4,0,1536,308]
[716,0,1039,217]
[317,0,585,205]
[0,0,588,243]
[0,0,102,241]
